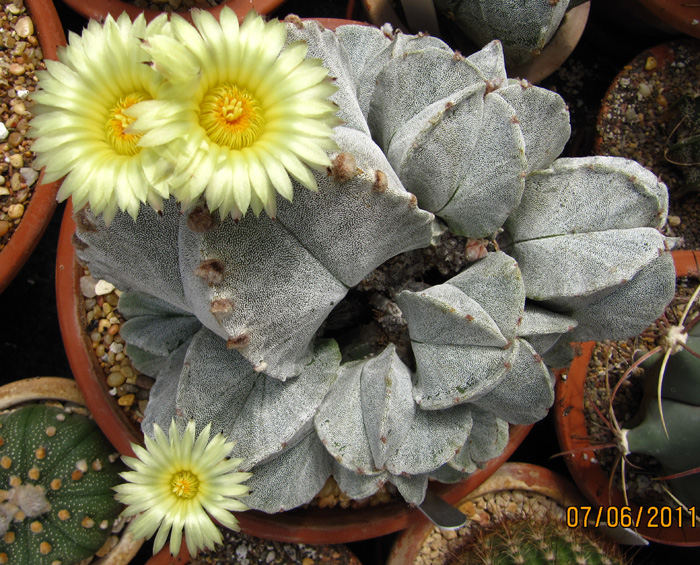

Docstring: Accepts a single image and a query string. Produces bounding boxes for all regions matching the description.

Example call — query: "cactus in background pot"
[0,404,124,565]
[619,289,700,510]
[449,513,627,564]
[433,0,582,67]
[38,9,675,514]
[665,94,700,194]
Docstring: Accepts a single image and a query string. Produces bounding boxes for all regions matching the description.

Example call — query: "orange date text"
[566,506,695,529]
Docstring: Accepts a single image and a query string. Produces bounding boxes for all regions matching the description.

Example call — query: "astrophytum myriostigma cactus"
[433,0,574,67]
[73,18,675,513]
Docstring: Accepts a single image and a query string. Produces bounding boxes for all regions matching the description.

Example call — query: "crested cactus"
[0,404,124,565]
[448,514,627,564]
[66,15,677,514]
[433,0,575,67]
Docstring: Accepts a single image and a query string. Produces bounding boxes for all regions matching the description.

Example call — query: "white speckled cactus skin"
[74,21,675,512]
[433,0,571,66]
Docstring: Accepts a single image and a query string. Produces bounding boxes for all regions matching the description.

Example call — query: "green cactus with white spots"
[0,405,124,565]
[74,20,675,513]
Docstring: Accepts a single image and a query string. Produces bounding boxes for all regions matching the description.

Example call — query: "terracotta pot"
[637,0,700,39]
[554,250,700,546]
[146,529,364,565]
[61,0,286,23]
[387,462,588,564]
[56,196,533,544]
[359,0,590,84]
[0,0,65,294]
[0,377,145,564]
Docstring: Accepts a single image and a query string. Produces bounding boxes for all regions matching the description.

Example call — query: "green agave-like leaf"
[360,345,415,470]
[74,199,188,312]
[510,228,668,310]
[395,283,508,347]
[506,157,669,242]
[473,338,554,424]
[448,406,509,472]
[243,431,334,513]
[315,359,379,474]
[385,403,473,475]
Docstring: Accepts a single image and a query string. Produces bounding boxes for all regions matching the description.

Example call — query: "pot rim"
[387,461,588,565]
[0,0,66,294]
[637,0,700,39]
[554,249,700,546]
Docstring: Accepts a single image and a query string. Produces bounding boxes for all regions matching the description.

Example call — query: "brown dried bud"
[227,334,250,349]
[210,298,234,316]
[372,170,388,193]
[194,259,225,285]
[329,153,357,183]
[74,206,97,233]
[187,205,217,233]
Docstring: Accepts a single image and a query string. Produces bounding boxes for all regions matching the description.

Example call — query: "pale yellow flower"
[131,9,340,219]
[114,420,251,557]
[30,13,173,224]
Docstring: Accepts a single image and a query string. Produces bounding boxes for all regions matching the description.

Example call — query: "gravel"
[596,39,700,250]
[0,1,44,252]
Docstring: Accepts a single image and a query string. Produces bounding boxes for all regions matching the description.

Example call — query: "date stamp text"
[566,506,696,529]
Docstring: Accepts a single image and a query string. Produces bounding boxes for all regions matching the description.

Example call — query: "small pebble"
[95,279,115,295]
[118,394,135,407]
[10,173,20,191]
[645,56,657,71]
[0,123,8,141]
[19,167,38,186]
[15,16,33,38]
[80,275,98,298]
[668,215,681,227]
[107,372,125,388]
[637,81,651,99]
[8,154,23,168]
[7,131,22,147]
[8,63,25,76]
[0,221,9,237]
[7,203,23,220]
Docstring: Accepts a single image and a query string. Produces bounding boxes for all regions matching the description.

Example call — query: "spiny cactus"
[0,404,124,565]
[447,514,627,565]
[433,0,576,67]
[72,17,675,513]
[665,94,700,194]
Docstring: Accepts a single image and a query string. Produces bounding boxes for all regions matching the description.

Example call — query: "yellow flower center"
[200,84,265,150]
[170,470,199,499]
[106,93,146,156]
